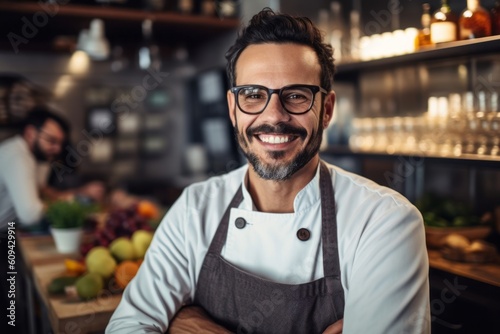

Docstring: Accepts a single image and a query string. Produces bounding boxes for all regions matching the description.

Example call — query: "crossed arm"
[168,306,343,334]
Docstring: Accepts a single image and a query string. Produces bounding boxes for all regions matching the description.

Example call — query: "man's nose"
[53,144,62,155]
[260,94,291,123]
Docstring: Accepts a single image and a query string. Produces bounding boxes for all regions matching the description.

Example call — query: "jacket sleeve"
[1,151,44,225]
[106,190,192,333]
[342,204,431,334]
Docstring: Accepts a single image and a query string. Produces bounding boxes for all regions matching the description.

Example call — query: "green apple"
[76,272,104,300]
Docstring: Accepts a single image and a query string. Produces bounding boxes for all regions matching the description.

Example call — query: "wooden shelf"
[0,2,239,28]
[0,2,240,51]
[428,249,500,288]
[321,146,500,168]
[336,35,500,76]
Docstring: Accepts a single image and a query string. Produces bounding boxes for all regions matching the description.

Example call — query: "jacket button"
[297,228,310,241]
[235,217,246,229]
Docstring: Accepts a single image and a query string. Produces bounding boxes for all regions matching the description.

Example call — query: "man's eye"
[242,90,266,100]
[284,92,309,102]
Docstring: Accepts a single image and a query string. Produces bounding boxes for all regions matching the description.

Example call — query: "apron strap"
[319,161,341,279]
[207,185,244,254]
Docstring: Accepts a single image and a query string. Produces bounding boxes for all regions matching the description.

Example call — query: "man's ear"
[227,90,236,127]
[24,125,37,145]
[322,90,336,129]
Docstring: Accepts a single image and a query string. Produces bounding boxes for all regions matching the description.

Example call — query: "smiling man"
[107,8,430,334]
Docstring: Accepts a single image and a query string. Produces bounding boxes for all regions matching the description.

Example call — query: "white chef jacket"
[0,135,44,229]
[107,161,430,334]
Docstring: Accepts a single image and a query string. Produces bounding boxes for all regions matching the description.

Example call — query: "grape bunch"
[80,205,152,256]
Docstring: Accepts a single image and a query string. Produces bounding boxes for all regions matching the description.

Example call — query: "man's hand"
[78,181,105,202]
[323,319,343,334]
[168,306,233,334]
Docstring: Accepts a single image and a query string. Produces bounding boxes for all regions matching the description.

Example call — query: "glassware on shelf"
[349,117,376,152]
[346,89,500,159]
[489,113,500,156]
[447,93,465,156]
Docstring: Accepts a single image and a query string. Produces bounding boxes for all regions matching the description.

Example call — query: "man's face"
[228,43,334,181]
[32,119,65,162]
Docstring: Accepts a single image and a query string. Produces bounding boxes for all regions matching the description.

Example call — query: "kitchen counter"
[18,233,120,334]
[32,262,121,334]
[427,249,500,288]
[17,235,500,333]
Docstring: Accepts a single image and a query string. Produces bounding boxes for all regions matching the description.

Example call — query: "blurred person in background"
[107,8,430,334]
[0,106,105,331]
[0,106,105,231]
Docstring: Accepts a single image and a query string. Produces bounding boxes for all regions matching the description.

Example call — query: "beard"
[33,138,57,162]
[234,108,324,181]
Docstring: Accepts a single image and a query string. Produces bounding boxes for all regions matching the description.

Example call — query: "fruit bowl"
[425,225,492,249]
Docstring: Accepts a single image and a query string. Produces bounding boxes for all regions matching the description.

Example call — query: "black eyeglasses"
[230,84,328,115]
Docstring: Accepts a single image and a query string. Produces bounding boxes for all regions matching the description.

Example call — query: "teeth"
[259,135,291,144]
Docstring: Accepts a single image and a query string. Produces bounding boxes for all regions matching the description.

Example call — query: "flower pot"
[50,227,83,254]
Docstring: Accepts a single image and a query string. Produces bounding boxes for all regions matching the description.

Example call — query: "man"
[107,8,430,334]
[0,106,104,230]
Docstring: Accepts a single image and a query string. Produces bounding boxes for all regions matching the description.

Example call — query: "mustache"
[246,123,307,138]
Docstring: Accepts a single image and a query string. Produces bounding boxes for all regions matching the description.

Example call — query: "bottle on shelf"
[200,0,216,16]
[491,1,500,35]
[459,0,492,39]
[138,19,161,71]
[430,0,458,44]
[177,0,194,14]
[418,3,432,48]
[329,1,347,63]
[317,9,331,44]
[350,10,361,61]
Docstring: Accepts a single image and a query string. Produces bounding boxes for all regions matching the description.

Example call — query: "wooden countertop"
[428,249,500,287]
[19,234,74,271]
[32,262,121,334]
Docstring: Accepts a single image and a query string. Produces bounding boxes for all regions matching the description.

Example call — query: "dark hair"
[225,8,335,91]
[22,106,70,136]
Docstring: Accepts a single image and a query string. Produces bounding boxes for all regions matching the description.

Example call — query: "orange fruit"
[136,258,143,267]
[137,200,159,219]
[65,258,86,276]
[114,261,140,289]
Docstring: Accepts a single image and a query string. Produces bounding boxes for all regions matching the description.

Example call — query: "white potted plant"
[46,200,94,254]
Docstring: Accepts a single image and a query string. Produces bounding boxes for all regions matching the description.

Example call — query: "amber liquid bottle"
[492,1,500,35]
[418,3,433,47]
[459,0,492,39]
[430,0,458,43]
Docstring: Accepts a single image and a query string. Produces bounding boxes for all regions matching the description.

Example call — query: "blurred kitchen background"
[1,0,498,210]
[1,0,500,333]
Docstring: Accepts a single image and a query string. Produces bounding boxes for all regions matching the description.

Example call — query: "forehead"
[42,119,65,137]
[235,43,321,86]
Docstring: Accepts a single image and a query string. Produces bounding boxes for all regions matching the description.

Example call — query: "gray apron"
[194,161,345,333]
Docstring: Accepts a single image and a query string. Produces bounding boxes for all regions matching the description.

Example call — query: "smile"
[257,134,296,144]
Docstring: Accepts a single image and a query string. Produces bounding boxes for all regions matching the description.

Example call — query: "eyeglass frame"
[230,84,329,115]
[36,128,65,147]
